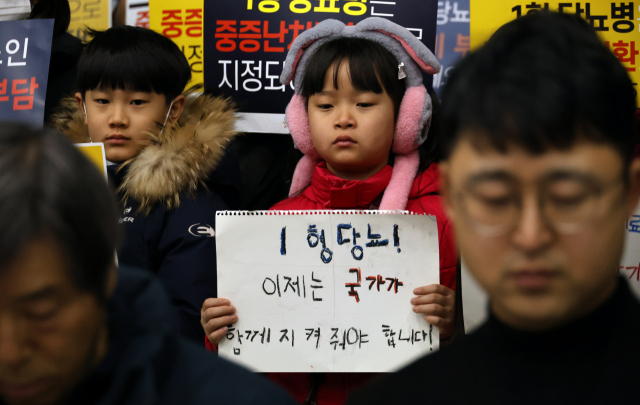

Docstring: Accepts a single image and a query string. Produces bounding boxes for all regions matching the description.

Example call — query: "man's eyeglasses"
[454,174,625,237]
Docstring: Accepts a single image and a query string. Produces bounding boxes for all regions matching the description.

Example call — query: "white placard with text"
[216,211,440,372]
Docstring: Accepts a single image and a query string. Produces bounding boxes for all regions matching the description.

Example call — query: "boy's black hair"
[441,11,637,168]
[0,124,122,303]
[28,0,70,38]
[78,26,191,103]
[300,37,406,120]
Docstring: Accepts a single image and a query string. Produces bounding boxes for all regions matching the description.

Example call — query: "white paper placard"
[125,0,149,28]
[620,205,640,300]
[216,210,440,372]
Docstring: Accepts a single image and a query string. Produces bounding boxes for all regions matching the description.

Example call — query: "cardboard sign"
[432,0,469,98]
[0,19,53,128]
[206,0,439,133]
[470,1,640,104]
[150,0,204,87]
[76,143,108,181]
[126,0,149,28]
[68,0,111,42]
[217,211,440,372]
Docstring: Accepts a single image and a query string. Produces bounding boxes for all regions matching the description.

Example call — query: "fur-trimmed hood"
[52,88,238,212]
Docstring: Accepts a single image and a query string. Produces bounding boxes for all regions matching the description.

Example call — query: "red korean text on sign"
[161,9,182,38]
[185,9,203,37]
[0,77,39,111]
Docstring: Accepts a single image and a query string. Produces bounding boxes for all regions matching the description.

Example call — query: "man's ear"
[626,157,640,217]
[75,93,87,125]
[168,95,186,123]
[104,264,118,302]
[439,162,456,222]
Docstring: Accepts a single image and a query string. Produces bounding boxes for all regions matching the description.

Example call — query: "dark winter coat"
[46,265,295,405]
[44,32,82,123]
[347,277,640,405]
[53,92,241,345]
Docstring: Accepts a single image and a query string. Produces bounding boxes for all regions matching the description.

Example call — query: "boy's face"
[76,89,171,163]
[441,135,640,331]
[0,236,113,405]
[307,62,396,180]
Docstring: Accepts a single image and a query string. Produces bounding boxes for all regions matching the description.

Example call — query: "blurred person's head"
[74,26,190,163]
[28,0,70,37]
[439,12,640,331]
[0,124,121,405]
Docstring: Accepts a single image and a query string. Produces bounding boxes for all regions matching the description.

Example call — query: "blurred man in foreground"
[0,125,294,405]
[348,12,640,404]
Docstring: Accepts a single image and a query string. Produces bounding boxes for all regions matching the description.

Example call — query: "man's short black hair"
[0,124,122,302]
[300,37,407,121]
[78,26,191,103]
[441,12,637,167]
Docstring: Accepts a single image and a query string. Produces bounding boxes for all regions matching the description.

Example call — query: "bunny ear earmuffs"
[280,17,441,210]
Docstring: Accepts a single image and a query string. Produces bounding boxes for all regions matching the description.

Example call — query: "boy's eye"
[95,99,109,105]
[131,99,147,106]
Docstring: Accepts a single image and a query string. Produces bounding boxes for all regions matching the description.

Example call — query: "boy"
[348,11,640,405]
[53,26,241,344]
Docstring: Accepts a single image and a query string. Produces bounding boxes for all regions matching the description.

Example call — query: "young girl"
[202,18,457,404]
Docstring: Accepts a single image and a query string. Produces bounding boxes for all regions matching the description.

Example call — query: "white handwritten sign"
[216,211,440,372]
[620,205,640,300]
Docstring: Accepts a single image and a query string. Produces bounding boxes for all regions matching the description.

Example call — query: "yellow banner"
[150,0,204,87]
[470,1,640,103]
[68,0,111,42]
[76,143,108,181]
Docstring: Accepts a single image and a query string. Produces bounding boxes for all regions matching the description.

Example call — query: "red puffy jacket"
[265,161,457,404]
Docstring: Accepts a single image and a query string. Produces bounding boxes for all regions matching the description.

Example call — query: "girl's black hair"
[298,36,442,172]
[78,26,191,103]
[300,37,406,120]
[28,0,71,38]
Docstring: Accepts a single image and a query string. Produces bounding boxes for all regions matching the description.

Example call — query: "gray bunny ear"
[355,17,440,74]
[280,19,345,85]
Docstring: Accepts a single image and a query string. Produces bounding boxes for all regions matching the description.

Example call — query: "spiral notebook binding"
[215,210,430,216]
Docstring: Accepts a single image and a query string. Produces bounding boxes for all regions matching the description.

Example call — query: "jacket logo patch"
[119,207,134,224]
[189,223,215,238]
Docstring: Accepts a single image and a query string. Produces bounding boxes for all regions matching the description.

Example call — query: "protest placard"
[0,0,30,21]
[217,210,440,372]
[432,0,469,98]
[0,19,53,128]
[68,0,111,41]
[470,1,640,104]
[76,143,108,181]
[126,0,149,28]
[150,0,204,86]
[206,0,439,133]
[620,205,640,299]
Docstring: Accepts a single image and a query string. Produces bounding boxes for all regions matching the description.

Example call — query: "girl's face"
[308,61,395,180]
